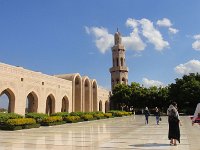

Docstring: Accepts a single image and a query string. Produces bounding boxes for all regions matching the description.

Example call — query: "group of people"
[143,106,160,125]
[143,102,200,146]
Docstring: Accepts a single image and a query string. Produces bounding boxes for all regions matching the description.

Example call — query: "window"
[121,57,123,66]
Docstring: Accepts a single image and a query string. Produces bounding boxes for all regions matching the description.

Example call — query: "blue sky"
[1,0,200,90]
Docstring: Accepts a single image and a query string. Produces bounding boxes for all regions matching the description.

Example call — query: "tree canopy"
[110,73,200,114]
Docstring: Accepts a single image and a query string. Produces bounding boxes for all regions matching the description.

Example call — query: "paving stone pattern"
[0,115,199,150]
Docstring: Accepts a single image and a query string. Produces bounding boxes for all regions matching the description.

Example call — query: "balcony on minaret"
[109,66,129,73]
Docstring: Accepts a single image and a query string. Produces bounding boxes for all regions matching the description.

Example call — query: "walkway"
[0,115,199,150]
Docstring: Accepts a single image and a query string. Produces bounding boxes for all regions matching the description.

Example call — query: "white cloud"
[142,77,164,87]
[85,24,146,52]
[86,17,177,53]
[131,53,142,57]
[85,26,113,53]
[140,18,169,51]
[192,41,200,51]
[126,18,170,50]
[157,18,172,27]
[126,18,138,28]
[192,34,200,51]
[124,18,146,51]
[174,59,200,74]
[157,18,179,35]
[194,34,200,40]
[169,27,179,34]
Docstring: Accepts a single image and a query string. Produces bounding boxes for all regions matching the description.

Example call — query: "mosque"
[0,30,128,115]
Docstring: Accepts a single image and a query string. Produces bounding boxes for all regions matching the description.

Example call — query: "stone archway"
[61,96,69,112]
[0,88,15,113]
[92,81,97,111]
[26,92,38,113]
[84,78,90,112]
[105,101,109,113]
[99,100,102,111]
[74,76,81,112]
[46,94,55,115]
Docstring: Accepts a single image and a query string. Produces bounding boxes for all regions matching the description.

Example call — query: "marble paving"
[0,115,199,150]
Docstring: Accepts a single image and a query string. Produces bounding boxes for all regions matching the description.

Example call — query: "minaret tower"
[109,29,128,90]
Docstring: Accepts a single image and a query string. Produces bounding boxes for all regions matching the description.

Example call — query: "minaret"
[109,30,128,90]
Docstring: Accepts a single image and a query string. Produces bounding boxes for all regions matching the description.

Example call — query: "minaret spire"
[114,28,122,45]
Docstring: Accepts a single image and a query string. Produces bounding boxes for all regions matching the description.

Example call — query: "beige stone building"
[0,63,110,115]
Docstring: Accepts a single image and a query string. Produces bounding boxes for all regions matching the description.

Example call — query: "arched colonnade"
[0,63,110,115]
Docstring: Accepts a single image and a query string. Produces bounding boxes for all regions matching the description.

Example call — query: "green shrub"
[64,116,81,123]
[81,114,94,121]
[6,118,36,126]
[1,125,23,130]
[40,116,65,126]
[124,112,132,116]
[93,111,104,114]
[104,113,112,118]
[25,113,48,123]
[0,118,40,130]
[93,113,104,119]
[41,116,62,123]
[83,111,103,116]
[108,110,130,117]
[51,112,69,117]
[23,123,40,129]
[70,112,85,116]
[0,113,23,123]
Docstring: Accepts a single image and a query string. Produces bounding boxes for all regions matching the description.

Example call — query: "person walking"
[155,107,160,125]
[167,102,181,146]
[192,103,200,125]
[144,107,150,125]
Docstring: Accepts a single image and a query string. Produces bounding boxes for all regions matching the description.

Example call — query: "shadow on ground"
[130,143,170,147]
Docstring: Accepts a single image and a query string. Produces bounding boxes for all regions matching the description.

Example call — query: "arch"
[26,91,38,113]
[116,58,119,66]
[46,94,55,115]
[61,96,69,112]
[0,93,9,112]
[74,75,82,112]
[105,101,109,113]
[120,57,124,66]
[122,77,126,84]
[91,80,98,111]
[83,77,90,112]
[99,100,102,111]
[55,73,82,112]
[0,88,15,113]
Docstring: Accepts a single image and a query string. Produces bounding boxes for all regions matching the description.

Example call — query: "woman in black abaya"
[167,102,181,146]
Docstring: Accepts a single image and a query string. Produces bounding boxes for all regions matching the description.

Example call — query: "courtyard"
[0,115,199,150]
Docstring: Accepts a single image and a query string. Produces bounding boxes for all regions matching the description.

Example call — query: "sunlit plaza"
[0,115,199,150]
[1,1,200,150]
